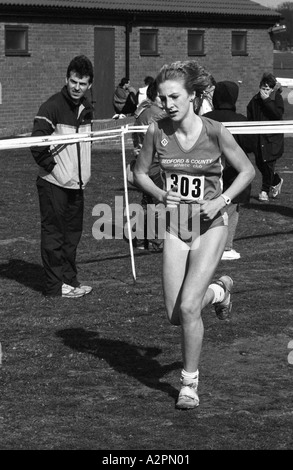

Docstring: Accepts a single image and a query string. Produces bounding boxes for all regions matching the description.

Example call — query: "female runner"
[134,61,255,410]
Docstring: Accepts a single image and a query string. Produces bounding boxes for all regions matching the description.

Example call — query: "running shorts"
[166,203,228,247]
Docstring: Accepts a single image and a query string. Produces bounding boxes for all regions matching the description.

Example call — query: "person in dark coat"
[112,77,137,116]
[204,80,256,260]
[247,72,284,202]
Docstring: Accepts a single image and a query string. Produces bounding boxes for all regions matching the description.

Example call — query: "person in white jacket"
[31,55,94,298]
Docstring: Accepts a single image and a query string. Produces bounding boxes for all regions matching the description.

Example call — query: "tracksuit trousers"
[36,177,84,296]
[255,156,281,194]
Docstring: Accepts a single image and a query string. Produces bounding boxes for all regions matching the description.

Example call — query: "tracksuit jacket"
[31,86,93,190]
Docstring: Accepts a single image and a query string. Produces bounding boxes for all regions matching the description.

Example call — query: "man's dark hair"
[67,55,94,84]
[119,77,130,87]
[146,81,158,102]
[144,76,154,86]
[259,72,276,89]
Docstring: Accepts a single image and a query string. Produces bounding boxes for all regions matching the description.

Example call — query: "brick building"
[0,0,281,135]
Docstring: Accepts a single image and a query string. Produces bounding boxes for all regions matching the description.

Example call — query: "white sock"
[209,283,225,304]
[181,369,198,380]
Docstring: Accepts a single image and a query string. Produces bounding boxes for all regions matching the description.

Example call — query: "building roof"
[0,0,281,18]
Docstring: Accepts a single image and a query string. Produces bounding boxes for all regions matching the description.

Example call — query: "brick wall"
[0,21,94,134]
[127,26,274,116]
[0,18,274,136]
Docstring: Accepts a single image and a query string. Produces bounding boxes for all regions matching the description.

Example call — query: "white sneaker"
[221,249,241,260]
[79,285,93,295]
[213,275,233,321]
[271,178,283,198]
[259,191,269,202]
[176,375,199,410]
[62,283,85,298]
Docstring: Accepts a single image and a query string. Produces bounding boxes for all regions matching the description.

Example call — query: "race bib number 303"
[165,172,205,201]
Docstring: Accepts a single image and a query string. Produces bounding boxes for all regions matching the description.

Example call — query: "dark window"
[232,31,247,56]
[188,30,204,55]
[140,29,158,56]
[5,25,29,56]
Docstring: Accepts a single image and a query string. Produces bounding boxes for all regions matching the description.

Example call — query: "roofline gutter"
[0,5,281,26]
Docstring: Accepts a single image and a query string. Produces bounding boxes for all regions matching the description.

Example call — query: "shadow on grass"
[248,200,293,217]
[236,229,293,242]
[57,327,180,399]
[234,201,293,241]
[0,258,44,292]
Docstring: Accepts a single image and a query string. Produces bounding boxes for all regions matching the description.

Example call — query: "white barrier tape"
[224,121,293,134]
[0,134,124,149]
[1,120,293,151]
[0,128,126,150]
[1,135,123,149]
[128,122,293,134]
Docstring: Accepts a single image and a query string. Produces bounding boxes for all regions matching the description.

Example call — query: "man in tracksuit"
[31,55,94,298]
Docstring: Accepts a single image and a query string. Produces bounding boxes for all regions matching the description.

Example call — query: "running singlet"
[154,116,224,202]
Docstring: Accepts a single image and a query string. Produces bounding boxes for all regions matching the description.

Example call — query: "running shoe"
[271,178,283,199]
[213,275,233,321]
[79,285,93,295]
[176,375,199,410]
[259,191,269,202]
[221,249,241,260]
[136,239,149,250]
[62,283,85,298]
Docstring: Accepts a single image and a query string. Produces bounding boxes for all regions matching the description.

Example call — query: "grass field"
[1,134,293,452]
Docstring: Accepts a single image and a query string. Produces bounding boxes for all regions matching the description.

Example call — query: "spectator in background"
[136,76,155,106]
[247,72,284,202]
[204,81,256,260]
[31,55,94,298]
[113,77,137,116]
[133,81,166,155]
[194,75,216,115]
